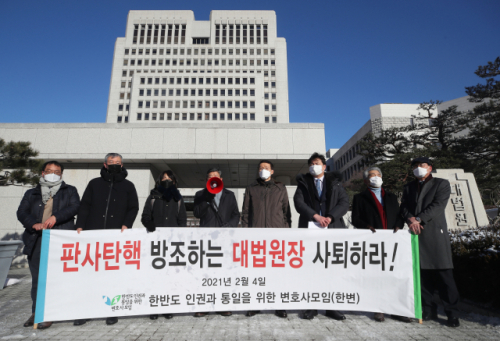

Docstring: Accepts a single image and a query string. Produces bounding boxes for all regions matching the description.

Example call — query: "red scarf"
[368,188,387,229]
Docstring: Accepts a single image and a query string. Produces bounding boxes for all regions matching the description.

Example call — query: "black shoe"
[302,310,318,320]
[194,312,208,317]
[275,310,287,318]
[374,313,385,322]
[163,314,173,319]
[246,310,260,317]
[391,315,412,323]
[73,319,88,326]
[106,317,118,325]
[447,317,460,327]
[150,314,158,320]
[23,314,35,327]
[422,310,438,321]
[218,311,232,316]
[325,310,346,320]
[37,321,53,330]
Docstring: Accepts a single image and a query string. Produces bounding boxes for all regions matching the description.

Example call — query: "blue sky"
[1,0,499,150]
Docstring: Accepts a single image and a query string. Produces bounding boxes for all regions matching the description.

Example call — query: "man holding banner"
[17,161,80,329]
[351,166,411,323]
[294,152,349,321]
[400,157,460,328]
[242,160,291,318]
[74,153,139,326]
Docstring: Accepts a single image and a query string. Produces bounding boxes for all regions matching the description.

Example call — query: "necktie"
[316,179,322,197]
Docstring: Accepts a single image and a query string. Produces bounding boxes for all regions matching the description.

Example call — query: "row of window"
[116,114,278,124]
[336,144,362,170]
[124,47,275,56]
[140,76,255,85]
[131,24,270,45]
[135,89,277,98]
[121,70,276,78]
[136,112,256,121]
[135,100,269,110]
[123,58,276,67]
[138,88,257,97]
[214,24,268,45]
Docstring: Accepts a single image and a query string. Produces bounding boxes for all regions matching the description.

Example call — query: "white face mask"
[369,176,383,188]
[413,167,428,178]
[259,169,271,180]
[44,173,61,182]
[309,165,324,177]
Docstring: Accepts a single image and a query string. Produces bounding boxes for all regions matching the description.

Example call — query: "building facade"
[107,10,289,125]
[328,98,474,181]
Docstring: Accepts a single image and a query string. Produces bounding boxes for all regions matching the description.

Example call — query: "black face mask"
[107,164,122,174]
[160,180,173,188]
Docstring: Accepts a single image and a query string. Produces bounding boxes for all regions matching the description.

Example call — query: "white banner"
[35,228,421,323]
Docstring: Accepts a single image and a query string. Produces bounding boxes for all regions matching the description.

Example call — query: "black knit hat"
[411,157,433,167]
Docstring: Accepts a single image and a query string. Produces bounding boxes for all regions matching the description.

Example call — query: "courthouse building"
[0,10,325,242]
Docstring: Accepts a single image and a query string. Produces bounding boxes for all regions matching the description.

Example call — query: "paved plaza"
[1,268,499,341]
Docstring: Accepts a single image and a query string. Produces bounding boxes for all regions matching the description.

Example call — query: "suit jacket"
[400,176,453,269]
[352,188,404,230]
[294,172,349,228]
[193,188,240,227]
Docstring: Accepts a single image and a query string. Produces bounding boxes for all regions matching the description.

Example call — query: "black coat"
[76,167,139,230]
[141,187,187,230]
[400,176,453,269]
[193,188,240,227]
[352,188,404,230]
[294,172,349,228]
[17,182,80,256]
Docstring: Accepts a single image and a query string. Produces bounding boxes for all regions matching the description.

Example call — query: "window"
[167,113,172,120]
[161,89,166,96]
[250,90,255,96]
[144,113,150,120]
[228,90,233,96]
[271,82,276,88]
[175,113,180,120]
[265,105,269,111]
[213,89,218,96]
[220,113,225,120]
[197,113,202,120]
[140,78,145,84]
[272,117,277,123]
[272,93,276,99]
[205,113,210,120]
[243,113,248,120]
[227,113,232,120]
[118,104,123,111]
[190,113,195,120]
[272,105,276,111]
[264,93,269,99]
[154,89,159,96]
[250,101,255,108]
[145,101,151,108]
[182,113,187,120]
[137,113,142,120]
[121,82,126,88]
[160,113,165,120]
[138,101,143,108]
[235,113,240,120]
[152,113,157,120]
[265,116,269,123]
[264,82,269,88]
[250,113,255,121]
[250,78,255,84]
[212,113,217,120]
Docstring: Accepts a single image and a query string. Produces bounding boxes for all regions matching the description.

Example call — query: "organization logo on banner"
[103,295,121,306]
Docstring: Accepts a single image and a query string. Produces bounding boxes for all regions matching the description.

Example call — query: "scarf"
[39,177,63,204]
[368,188,387,229]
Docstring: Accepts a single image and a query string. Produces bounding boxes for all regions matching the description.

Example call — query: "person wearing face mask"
[400,157,460,328]
[351,167,410,323]
[294,152,349,321]
[241,160,291,318]
[74,153,139,326]
[141,170,186,320]
[17,161,80,330]
[192,167,240,318]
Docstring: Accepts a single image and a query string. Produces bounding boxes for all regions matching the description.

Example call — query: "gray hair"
[206,167,222,178]
[104,153,123,163]
[363,167,382,180]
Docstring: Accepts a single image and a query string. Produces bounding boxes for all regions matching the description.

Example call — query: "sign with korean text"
[35,228,421,323]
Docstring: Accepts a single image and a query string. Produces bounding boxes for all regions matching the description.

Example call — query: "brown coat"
[241,179,291,227]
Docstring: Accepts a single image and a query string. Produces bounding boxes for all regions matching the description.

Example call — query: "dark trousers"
[28,236,42,314]
[421,269,460,318]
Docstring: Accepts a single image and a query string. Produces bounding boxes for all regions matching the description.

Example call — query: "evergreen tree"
[0,138,43,186]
